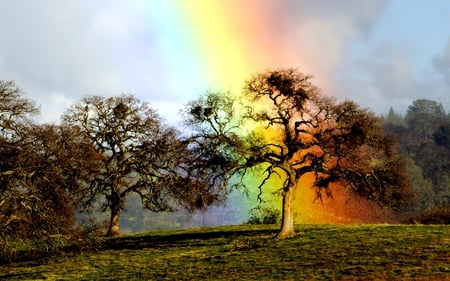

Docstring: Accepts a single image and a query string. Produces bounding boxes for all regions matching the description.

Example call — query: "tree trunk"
[106,203,121,237]
[275,187,295,239]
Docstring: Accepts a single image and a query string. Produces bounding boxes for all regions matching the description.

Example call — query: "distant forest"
[382,99,450,215]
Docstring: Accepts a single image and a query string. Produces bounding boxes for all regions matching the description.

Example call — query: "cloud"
[236,0,390,93]
[334,41,450,115]
[0,0,390,124]
[1,0,448,124]
[0,1,173,123]
[433,39,450,86]
[358,45,417,97]
[0,1,121,121]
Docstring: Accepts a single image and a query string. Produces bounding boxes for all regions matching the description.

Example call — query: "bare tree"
[184,69,412,239]
[63,95,218,236]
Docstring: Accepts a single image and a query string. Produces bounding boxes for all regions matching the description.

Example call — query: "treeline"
[383,99,450,220]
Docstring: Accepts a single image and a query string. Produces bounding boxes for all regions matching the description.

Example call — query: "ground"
[1,224,449,280]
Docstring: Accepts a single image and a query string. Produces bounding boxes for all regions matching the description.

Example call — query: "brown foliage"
[0,124,102,239]
[1,81,102,240]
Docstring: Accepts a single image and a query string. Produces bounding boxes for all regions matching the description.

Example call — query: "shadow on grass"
[103,228,277,251]
[0,272,48,280]
[1,227,278,265]
[0,240,93,265]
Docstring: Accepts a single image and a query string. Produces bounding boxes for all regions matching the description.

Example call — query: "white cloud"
[239,0,390,94]
[334,40,450,115]
[433,39,450,86]
[92,9,129,36]
[0,1,158,123]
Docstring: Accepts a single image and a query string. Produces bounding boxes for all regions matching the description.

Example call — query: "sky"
[1,0,449,125]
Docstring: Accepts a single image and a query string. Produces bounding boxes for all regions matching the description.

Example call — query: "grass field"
[1,224,449,280]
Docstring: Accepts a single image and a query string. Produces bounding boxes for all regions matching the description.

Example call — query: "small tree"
[185,69,412,239]
[63,95,218,236]
[384,107,405,127]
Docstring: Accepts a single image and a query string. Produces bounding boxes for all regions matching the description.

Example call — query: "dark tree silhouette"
[433,124,450,149]
[63,95,219,236]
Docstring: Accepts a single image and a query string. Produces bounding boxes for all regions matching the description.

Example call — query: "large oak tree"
[185,69,412,239]
[63,95,218,236]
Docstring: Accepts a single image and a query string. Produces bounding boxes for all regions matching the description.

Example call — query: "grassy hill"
[1,224,449,280]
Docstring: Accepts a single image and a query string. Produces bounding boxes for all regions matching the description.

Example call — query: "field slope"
[1,224,449,280]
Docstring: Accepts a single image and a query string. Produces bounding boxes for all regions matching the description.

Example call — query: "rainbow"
[167,1,317,92]
[156,1,391,224]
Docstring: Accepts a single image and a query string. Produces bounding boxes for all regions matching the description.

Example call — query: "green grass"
[1,224,449,280]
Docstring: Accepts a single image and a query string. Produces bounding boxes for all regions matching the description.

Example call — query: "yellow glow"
[179,1,252,91]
